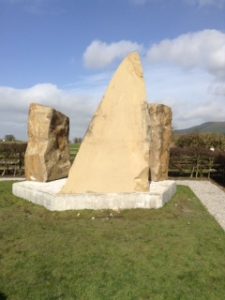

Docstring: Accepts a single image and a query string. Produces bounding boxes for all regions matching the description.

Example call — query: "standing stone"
[25,103,71,182]
[61,52,150,194]
[148,104,172,181]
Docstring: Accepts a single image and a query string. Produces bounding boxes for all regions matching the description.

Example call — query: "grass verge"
[70,143,80,162]
[0,182,225,300]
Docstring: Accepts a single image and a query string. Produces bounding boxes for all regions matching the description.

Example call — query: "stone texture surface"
[149,104,172,181]
[25,103,71,182]
[13,180,176,211]
[61,52,150,194]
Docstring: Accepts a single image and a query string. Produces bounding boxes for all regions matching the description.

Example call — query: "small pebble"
[91,216,95,220]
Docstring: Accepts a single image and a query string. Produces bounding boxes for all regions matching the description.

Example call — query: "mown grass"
[70,143,80,162]
[1,182,225,300]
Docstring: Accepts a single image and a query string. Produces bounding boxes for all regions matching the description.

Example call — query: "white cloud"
[0,83,101,140]
[185,0,225,7]
[2,28,225,140]
[210,81,225,96]
[2,0,64,15]
[129,0,225,6]
[146,30,225,128]
[147,29,225,79]
[129,0,148,4]
[144,65,225,129]
[1,68,225,140]
[83,40,143,69]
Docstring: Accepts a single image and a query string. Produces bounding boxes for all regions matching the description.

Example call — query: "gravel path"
[176,180,225,231]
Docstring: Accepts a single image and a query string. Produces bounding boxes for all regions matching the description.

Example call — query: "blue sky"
[0,0,225,139]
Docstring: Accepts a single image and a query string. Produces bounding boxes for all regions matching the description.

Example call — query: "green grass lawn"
[70,143,80,162]
[1,182,225,300]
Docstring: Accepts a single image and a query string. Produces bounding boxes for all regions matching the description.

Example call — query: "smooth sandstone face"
[61,52,151,193]
[149,104,172,181]
[25,103,71,182]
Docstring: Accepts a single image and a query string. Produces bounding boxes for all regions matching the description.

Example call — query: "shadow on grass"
[0,292,7,300]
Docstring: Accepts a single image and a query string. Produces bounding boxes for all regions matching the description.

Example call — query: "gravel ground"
[176,180,225,231]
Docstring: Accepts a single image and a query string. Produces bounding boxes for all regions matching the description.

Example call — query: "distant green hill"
[175,122,225,135]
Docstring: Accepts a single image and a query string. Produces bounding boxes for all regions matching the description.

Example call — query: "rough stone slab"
[149,104,172,181]
[25,103,71,182]
[12,180,176,211]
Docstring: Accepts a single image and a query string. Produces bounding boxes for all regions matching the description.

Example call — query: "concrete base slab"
[12,179,176,211]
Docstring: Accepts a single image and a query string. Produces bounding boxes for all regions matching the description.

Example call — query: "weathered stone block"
[61,52,150,193]
[149,104,172,181]
[25,103,71,182]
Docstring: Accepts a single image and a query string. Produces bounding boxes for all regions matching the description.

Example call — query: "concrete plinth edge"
[12,179,176,211]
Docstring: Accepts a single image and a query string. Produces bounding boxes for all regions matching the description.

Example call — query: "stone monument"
[61,52,150,194]
[13,52,176,211]
[25,103,71,182]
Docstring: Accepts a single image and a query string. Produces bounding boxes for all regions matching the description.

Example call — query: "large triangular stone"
[61,52,150,193]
